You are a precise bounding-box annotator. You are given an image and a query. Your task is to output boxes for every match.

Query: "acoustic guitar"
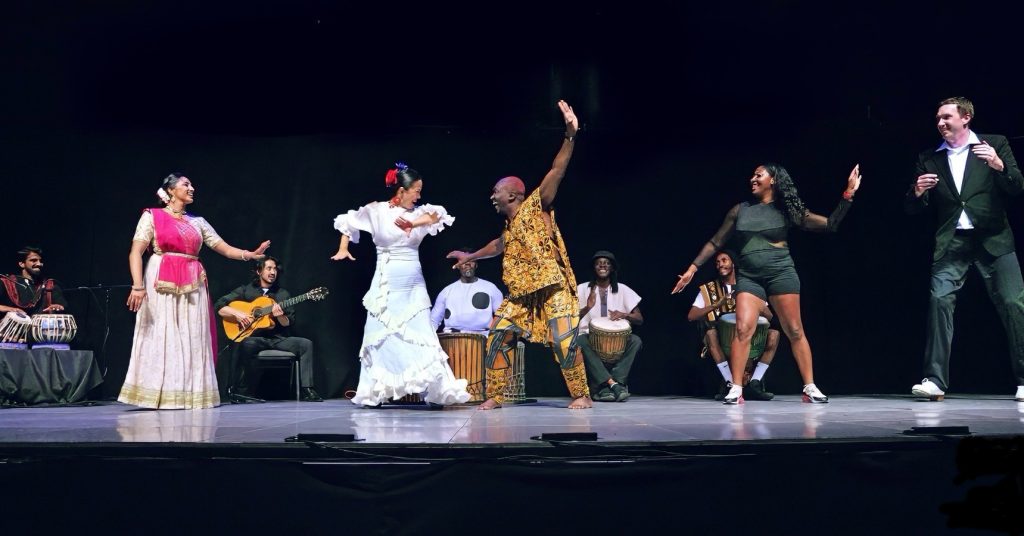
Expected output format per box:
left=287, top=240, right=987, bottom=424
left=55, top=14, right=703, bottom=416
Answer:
left=222, top=287, right=329, bottom=342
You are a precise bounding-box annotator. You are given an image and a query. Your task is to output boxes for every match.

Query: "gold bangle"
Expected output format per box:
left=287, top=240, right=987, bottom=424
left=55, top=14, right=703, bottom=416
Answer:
left=241, top=251, right=249, bottom=261
left=131, top=286, right=145, bottom=291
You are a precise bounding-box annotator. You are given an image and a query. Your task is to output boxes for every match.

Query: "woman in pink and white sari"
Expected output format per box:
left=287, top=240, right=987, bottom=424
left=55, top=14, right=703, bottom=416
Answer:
left=121, top=173, right=270, bottom=409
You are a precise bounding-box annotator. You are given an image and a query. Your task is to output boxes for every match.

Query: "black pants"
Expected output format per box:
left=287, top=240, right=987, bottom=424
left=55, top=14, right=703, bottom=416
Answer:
left=231, top=336, right=315, bottom=393
left=923, top=233, right=1024, bottom=390
left=578, top=333, right=642, bottom=390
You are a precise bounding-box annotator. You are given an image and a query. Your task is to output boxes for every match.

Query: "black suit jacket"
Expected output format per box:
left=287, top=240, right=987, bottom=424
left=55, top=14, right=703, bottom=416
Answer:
left=905, top=133, right=1024, bottom=261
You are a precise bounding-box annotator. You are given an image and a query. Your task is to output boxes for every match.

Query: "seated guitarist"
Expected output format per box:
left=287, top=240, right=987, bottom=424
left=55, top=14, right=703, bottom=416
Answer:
left=215, top=256, right=322, bottom=402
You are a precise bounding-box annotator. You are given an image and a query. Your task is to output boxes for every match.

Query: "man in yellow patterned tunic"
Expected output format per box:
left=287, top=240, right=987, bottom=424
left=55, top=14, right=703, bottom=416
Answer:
left=447, top=100, right=590, bottom=409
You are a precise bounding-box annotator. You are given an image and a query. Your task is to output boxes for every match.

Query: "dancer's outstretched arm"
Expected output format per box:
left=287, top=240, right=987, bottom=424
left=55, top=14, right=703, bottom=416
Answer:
left=538, top=100, right=580, bottom=210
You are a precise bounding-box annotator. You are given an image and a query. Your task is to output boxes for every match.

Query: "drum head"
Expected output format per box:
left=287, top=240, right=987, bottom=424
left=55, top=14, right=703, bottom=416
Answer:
left=590, top=316, right=630, bottom=332
left=719, top=312, right=769, bottom=326
left=3, top=311, right=31, bottom=324
left=438, top=332, right=487, bottom=343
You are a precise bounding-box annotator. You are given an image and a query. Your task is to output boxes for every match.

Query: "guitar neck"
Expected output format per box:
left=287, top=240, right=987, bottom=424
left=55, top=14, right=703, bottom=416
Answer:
left=277, top=293, right=312, bottom=309
left=254, top=292, right=312, bottom=317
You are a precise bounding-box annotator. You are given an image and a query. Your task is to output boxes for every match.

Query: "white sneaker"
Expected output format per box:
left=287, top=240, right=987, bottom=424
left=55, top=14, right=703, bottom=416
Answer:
left=723, top=383, right=744, bottom=405
left=802, top=383, right=829, bottom=404
left=911, top=379, right=945, bottom=401
left=1015, top=386, right=1024, bottom=402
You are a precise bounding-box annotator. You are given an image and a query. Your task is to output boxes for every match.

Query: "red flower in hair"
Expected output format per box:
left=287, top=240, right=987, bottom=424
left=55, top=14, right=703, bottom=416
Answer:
left=384, top=168, right=398, bottom=187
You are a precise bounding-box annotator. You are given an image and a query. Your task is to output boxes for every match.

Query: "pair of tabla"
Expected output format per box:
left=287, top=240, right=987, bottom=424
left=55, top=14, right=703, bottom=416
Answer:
left=0, top=312, right=77, bottom=347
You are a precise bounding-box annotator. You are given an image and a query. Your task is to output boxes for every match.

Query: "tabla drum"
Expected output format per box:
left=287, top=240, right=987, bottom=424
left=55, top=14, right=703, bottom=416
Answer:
left=439, top=332, right=487, bottom=402
left=717, top=313, right=768, bottom=361
left=31, top=313, right=77, bottom=349
left=0, top=311, right=31, bottom=348
left=588, top=317, right=631, bottom=364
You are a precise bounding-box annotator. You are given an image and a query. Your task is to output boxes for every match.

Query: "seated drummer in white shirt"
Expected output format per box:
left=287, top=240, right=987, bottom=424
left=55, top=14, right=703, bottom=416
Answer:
left=430, top=248, right=504, bottom=334
left=687, top=250, right=779, bottom=401
left=576, top=250, right=643, bottom=402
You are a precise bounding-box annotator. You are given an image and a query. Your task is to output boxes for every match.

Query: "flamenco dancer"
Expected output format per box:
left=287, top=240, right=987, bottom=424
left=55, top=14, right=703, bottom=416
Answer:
left=331, top=163, right=470, bottom=407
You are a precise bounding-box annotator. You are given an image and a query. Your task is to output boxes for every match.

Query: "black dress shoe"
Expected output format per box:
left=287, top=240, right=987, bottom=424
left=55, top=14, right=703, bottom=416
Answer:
left=300, top=387, right=324, bottom=402
left=229, top=393, right=266, bottom=404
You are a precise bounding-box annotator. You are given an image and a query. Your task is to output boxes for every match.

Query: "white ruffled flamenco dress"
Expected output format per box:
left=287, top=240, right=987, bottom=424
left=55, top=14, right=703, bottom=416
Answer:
left=334, top=202, right=470, bottom=406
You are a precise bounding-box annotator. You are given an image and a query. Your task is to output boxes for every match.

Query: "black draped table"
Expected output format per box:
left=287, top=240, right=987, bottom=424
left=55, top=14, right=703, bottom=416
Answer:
left=0, top=348, right=103, bottom=405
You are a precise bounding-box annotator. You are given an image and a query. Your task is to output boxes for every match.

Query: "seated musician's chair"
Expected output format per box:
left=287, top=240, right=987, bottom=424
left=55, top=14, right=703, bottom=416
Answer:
left=254, top=349, right=301, bottom=402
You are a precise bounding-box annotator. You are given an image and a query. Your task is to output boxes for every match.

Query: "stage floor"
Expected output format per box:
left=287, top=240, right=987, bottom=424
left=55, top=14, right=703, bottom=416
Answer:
left=4, top=395, right=1023, bottom=534
left=2, top=394, right=1022, bottom=446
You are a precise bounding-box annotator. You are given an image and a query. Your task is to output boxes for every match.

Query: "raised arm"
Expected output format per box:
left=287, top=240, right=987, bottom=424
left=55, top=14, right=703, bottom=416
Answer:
left=671, top=204, right=741, bottom=294
left=579, top=285, right=596, bottom=318
left=538, top=100, right=580, bottom=210
left=799, top=164, right=860, bottom=232
left=447, top=236, right=505, bottom=269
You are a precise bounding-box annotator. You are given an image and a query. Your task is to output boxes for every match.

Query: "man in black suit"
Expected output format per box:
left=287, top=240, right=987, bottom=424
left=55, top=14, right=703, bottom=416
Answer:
left=906, top=96, right=1024, bottom=402
left=215, top=256, right=322, bottom=402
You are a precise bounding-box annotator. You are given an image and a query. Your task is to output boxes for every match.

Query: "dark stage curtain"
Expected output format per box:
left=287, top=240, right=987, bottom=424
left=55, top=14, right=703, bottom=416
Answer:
left=0, top=349, right=103, bottom=405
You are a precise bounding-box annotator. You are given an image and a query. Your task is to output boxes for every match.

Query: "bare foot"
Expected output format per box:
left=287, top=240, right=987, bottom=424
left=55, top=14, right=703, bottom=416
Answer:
left=568, top=396, right=593, bottom=409
left=478, top=398, right=502, bottom=410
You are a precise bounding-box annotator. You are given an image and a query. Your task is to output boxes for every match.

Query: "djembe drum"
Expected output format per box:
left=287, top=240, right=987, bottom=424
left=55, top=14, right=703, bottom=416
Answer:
left=0, top=311, right=32, bottom=349
left=30, top=313, right=78, bottom=350
left=439, top=332, right=487, bottom=402
left=588, top=317, right=632, bottom=363
left=717, top=313, right=769, bottom=385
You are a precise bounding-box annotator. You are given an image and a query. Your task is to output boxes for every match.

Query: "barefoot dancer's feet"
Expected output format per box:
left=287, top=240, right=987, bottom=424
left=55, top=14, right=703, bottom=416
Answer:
left=568, top=396, right=593, bottom=409
left=478, top=398, right=502, bottom=410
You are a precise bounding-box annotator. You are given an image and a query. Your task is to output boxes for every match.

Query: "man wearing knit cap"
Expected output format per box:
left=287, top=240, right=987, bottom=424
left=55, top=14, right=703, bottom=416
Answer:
left=576, top=250, right=643, bottom=402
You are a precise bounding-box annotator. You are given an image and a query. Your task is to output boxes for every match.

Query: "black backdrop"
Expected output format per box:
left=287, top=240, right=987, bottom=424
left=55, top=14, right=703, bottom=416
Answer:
left=3, top=1, right=1022, bottom=399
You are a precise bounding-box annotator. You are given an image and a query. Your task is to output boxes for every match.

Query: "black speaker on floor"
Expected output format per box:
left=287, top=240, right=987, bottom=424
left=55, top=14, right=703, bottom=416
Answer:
left=531, top=432, right=598, bottom=442
left=285, top=433, right=359, bottom=442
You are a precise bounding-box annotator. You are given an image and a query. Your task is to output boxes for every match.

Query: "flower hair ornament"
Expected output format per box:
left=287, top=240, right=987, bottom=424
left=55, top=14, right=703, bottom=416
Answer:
left=156, top=187, right=171, bottom=203
left=384, top=162, right=409, bottom=187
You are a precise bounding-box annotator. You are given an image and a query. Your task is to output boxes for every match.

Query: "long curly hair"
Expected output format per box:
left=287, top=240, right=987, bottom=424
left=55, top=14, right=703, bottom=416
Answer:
left=760, top=163, right=807, bottom=226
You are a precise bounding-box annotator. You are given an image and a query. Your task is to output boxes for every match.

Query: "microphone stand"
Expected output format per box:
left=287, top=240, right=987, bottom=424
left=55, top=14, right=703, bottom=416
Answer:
left=64, top=284, right=133, bottom=379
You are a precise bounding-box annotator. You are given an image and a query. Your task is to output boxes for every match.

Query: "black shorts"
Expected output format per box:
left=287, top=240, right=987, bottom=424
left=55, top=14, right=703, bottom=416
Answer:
left=735, top=248, right=801, bottom=301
